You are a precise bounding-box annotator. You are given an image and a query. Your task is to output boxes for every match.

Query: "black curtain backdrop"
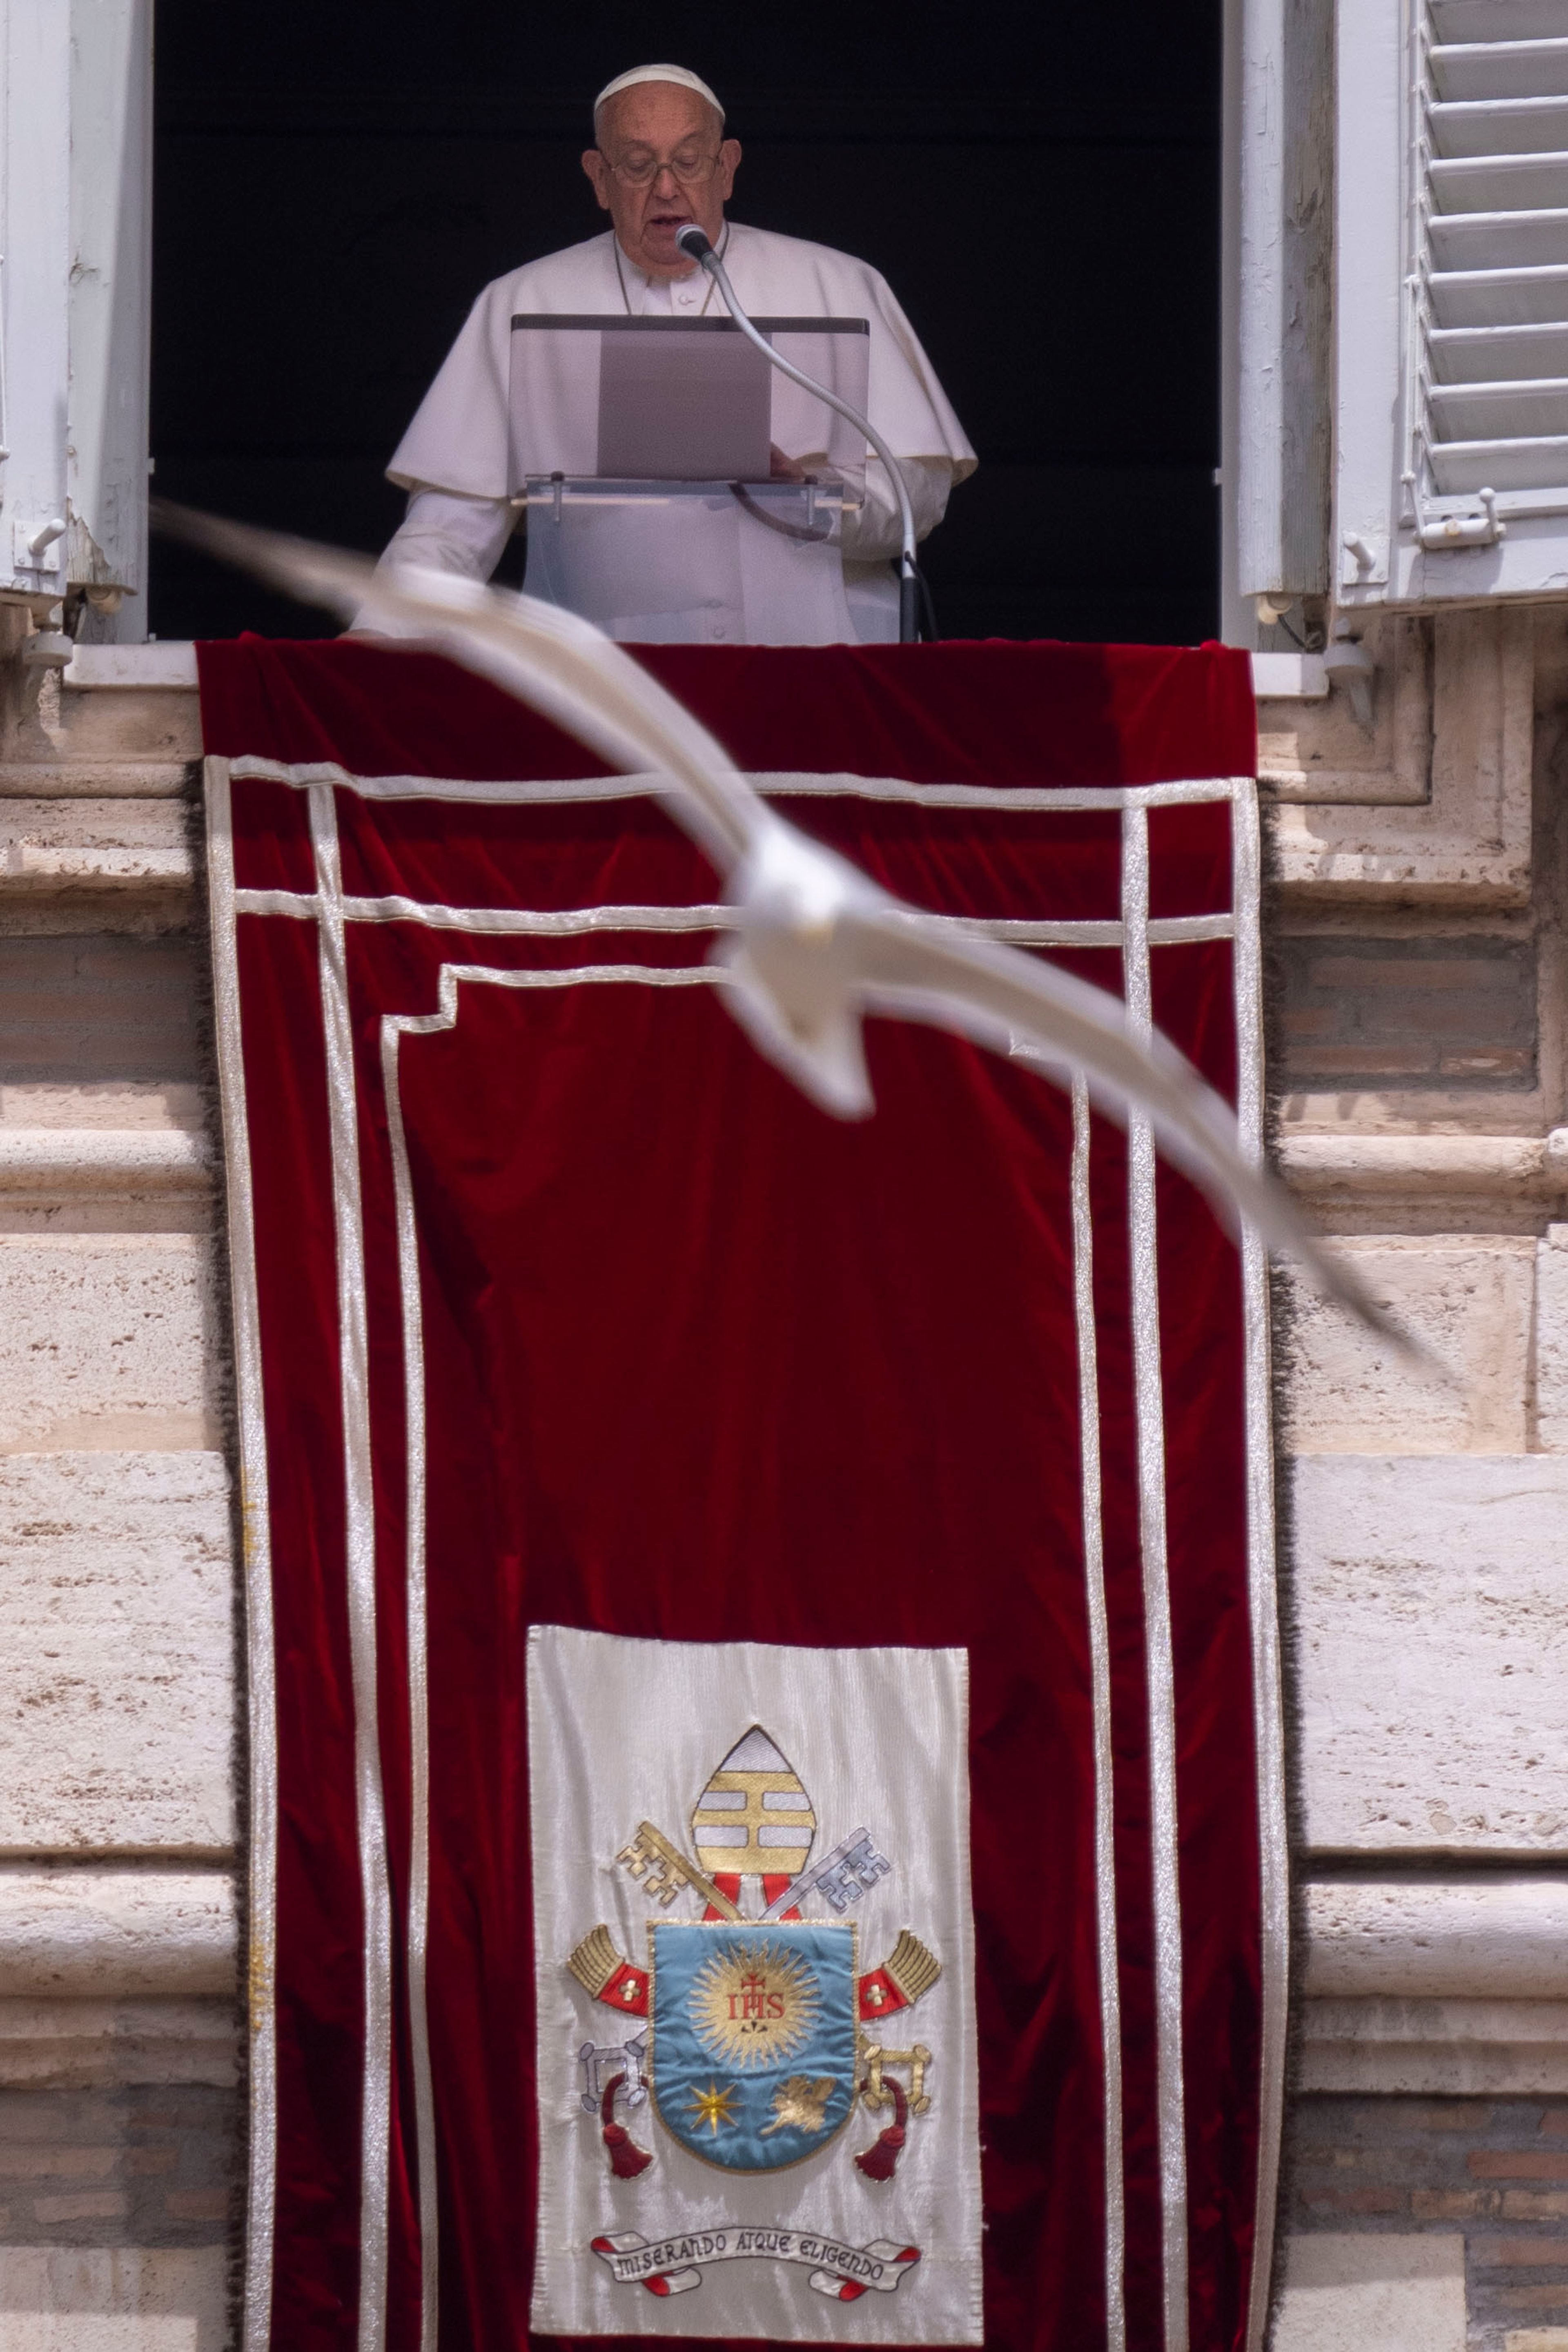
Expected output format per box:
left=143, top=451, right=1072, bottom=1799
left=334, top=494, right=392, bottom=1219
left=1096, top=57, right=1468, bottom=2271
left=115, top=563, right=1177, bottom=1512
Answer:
left=149, top=1, right=1221, bottom=647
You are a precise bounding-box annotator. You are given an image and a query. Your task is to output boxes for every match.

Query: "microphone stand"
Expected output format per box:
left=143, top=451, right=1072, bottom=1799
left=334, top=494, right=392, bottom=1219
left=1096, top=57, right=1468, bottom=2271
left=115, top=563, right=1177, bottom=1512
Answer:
left=676, top=224, right=922, bottom=645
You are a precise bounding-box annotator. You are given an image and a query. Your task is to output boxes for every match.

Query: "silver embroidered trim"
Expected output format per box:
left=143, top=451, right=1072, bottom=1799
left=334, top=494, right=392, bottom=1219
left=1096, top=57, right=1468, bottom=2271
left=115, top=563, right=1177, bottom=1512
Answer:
left=381, top=1016, right=439, bottom=2352
left=391, top=962, right=722, bottom=1026
left=1232, top=778, right=1287, bottom=2352
left=1072, top=1075, right=1125, bottom=2352
left=308, top=783, right=394, bottom=2352
left=1121, top=802, right=1188, bottom=2352
left=207, top=756, right=279, bottom=2352
left=231, top=887, right=1233, bottom=949
left=226, top=751, right=1251, bottom=814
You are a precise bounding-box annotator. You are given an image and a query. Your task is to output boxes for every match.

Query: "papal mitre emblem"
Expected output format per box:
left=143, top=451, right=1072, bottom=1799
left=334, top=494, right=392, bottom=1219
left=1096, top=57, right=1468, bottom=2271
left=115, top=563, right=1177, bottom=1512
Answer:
left=690, top=1725, right=817, bottom=1884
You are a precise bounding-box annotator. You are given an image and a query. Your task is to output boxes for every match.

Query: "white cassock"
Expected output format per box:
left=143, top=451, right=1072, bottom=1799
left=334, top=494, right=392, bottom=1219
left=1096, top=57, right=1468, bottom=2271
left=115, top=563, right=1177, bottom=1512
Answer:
left=381, top=219, right=976, bottom=643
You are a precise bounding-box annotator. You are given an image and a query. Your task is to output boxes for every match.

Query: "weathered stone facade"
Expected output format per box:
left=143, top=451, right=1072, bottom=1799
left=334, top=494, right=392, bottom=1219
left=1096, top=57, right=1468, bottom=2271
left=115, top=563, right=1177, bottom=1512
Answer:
left=1267, top=607, right=1568, bottom=2350
left=0, top=612, right=232, bottom=2347
left=0, top=604, right=1565, bottom=2344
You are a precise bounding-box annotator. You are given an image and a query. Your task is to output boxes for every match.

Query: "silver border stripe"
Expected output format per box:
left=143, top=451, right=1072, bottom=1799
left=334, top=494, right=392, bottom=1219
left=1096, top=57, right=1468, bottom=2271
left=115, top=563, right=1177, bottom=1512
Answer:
left=1072, top=1075, right=1126, bottom=2352
left=307, top=783, right=394, bottom=2352
left=207, top=756, right=279, bottom=2352
left=227, top=752, right=1251, bottom=813
left=1122, top=802, right=1189, bottom=2352
left=381, top=1015, right=439, bottom=2352
left=1233, top=780, right=1288, bottom=2352
left=231, top=888, right=1232, bottom=951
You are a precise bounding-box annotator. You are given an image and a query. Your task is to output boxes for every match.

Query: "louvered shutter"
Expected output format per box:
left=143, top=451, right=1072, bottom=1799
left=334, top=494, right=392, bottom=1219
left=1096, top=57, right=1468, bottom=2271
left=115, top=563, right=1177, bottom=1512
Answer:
left=1336, top=0, right=1568, bottom=608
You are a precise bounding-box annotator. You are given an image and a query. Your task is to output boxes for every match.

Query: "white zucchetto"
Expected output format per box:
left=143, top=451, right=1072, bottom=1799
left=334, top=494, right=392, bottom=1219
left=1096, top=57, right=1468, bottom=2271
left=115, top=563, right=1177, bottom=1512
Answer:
left=592, top=64, right=725, bottom=124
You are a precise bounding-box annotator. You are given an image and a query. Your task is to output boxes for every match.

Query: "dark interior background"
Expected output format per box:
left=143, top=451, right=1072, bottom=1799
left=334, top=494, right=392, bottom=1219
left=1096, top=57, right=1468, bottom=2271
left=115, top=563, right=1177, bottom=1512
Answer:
left=149, top=2, right=1221, bottom=646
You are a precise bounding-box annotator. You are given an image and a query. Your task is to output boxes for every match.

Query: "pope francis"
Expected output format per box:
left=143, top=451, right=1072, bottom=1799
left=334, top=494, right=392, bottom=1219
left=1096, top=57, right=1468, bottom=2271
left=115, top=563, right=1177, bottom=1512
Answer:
left=379, top=63, right=976, bottom=643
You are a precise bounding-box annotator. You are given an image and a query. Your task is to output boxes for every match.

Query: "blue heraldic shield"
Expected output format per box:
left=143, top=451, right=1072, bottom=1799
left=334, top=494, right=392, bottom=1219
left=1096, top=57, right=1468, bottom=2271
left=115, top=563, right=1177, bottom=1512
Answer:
left=649, top=1922, right=859, bottom=2174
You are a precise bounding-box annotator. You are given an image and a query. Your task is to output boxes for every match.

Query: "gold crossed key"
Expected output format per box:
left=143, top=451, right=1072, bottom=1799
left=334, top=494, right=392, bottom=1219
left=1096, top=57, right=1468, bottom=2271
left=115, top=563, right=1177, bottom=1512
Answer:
left=616, top=1821, right=742, bottom=1923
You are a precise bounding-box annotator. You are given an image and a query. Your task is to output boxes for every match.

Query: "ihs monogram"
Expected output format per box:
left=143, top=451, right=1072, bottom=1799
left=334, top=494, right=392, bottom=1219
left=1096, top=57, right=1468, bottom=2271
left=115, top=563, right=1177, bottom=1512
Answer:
left=691, top=1942, right=819, bottom=2065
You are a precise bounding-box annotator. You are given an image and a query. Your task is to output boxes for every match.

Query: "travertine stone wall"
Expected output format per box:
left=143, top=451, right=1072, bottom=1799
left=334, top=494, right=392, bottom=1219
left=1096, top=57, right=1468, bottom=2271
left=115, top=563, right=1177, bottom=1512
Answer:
left=0, top=615, right=232, bottom=2347
left=1270, top=607, right=1568, bottom=2349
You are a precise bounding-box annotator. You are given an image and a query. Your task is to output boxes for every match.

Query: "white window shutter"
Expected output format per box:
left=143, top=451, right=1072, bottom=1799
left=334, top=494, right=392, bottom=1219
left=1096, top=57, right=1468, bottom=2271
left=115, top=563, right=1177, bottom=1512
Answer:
left=1338, top=0, right=1568, bottom=608
left=0, top=0, right=151, bottom=614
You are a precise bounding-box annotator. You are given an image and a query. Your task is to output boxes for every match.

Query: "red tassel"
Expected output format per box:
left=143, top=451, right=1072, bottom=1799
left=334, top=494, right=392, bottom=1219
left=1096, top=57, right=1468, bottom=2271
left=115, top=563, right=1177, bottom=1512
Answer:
left=601, top=2072, right=652, bottom=2179
left=854, top=2077, right=908, bottom=2182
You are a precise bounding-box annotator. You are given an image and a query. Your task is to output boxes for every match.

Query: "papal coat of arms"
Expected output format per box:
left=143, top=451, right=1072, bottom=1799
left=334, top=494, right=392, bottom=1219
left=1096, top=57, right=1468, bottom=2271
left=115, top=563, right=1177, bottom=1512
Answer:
left=565, top=1724, right=941, bottom=2303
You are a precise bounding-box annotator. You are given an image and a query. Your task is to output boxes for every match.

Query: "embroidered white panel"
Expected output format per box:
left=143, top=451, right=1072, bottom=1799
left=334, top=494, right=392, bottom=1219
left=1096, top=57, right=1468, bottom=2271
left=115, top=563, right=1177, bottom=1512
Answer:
left=527, top=1625, right=982, bottom=2342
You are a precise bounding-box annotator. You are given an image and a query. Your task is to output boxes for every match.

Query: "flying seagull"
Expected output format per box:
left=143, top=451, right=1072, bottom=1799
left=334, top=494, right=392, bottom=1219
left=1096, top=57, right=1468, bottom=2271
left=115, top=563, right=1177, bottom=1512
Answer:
left=154, top=501, right=1403, bottom=1341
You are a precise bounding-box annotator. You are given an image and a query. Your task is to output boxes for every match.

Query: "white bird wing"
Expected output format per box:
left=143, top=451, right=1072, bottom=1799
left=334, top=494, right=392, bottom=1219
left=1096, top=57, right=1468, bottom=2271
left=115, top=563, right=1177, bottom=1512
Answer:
left=158, top=504, right=760, bottom=872
left=155, top=502, right=1416, bottom=1349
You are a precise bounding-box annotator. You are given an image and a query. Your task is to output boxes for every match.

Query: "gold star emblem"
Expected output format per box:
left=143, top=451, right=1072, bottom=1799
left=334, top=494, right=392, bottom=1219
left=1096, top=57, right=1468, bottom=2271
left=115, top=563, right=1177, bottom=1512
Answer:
left=686, top=2080, right=738, bottom=2136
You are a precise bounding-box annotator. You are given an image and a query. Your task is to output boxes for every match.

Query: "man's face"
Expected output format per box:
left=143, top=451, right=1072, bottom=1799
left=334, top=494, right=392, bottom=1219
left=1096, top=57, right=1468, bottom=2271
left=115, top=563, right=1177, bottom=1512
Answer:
left=582, top=84, right=740, bottom=280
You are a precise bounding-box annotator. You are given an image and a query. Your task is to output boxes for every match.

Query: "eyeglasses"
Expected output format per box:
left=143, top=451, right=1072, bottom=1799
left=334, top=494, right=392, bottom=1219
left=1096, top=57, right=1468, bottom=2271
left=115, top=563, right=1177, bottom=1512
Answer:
left=600, top=148, right=723, bottom=188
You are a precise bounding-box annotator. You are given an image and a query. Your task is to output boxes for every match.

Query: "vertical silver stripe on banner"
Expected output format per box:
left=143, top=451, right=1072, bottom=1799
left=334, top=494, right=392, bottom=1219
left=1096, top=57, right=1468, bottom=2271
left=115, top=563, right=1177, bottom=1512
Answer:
left=307, top=783, right=393, bottom=2352
left=206, top=758, right=279, bottom=2352
left=1071, top=1076, right=1127, bottom=2352
left=1231, top=778, right=1289, bottom=2352
left=1121, top=803, right=1189, bottom=2352
left=382, top=1018, right=441, bottom=2352
left=378, top=962, right=730, bottom=2345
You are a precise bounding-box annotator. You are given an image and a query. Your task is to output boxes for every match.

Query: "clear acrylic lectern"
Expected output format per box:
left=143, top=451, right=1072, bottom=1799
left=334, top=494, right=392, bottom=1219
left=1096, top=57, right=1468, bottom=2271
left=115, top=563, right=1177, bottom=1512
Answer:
left=508, top=316, right=871, bottom=646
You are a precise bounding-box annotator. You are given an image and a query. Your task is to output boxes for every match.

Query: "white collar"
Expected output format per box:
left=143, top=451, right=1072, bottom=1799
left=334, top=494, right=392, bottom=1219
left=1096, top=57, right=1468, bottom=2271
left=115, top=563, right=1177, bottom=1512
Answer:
left=613, top=220, right=731, bottom=315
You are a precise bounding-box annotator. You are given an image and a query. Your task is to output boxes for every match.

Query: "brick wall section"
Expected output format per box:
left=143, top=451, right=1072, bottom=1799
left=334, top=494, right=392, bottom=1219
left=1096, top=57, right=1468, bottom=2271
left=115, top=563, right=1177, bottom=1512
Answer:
left=1278, top=936, right=1537, bottom=1088
left=0, top=935, right=201, bottom=1085
left=1287, top=2095, right=1568, bottom=2348
left=0, top=2086, right=236, bottom=2246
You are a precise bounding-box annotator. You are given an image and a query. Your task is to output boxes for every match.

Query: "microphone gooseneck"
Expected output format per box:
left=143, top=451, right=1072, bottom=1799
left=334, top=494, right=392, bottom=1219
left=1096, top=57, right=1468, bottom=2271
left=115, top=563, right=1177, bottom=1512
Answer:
left=675, top=226, right=922, bottom=643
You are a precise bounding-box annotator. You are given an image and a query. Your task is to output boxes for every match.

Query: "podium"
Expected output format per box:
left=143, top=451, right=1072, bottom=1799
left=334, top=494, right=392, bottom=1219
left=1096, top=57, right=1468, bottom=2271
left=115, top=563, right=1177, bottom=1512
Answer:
left=508, top=316, right=870, bottom=646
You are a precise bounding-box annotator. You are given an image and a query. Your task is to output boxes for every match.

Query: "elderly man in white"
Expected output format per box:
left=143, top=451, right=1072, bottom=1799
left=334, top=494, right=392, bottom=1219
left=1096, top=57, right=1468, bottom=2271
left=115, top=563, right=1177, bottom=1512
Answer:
left=379, top=63, right=975, bottom=644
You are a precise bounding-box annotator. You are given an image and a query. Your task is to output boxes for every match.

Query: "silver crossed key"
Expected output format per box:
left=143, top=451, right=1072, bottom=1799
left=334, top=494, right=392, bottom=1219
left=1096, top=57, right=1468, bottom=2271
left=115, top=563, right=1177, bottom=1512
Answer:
left=760, top=1828, right=891, bottom=1921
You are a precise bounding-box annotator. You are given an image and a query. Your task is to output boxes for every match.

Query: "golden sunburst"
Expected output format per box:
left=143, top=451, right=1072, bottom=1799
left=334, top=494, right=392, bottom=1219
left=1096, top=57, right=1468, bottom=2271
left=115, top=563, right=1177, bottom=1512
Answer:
left=686, top=2080, right=738, bottom=2135
left=689, top=1939, right=822, bottom=2072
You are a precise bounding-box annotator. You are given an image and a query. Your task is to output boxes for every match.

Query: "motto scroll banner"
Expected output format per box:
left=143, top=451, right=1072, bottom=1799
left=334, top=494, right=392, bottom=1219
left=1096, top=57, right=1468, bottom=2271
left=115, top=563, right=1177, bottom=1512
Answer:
left=198, top=637, right=1282, bottom=2352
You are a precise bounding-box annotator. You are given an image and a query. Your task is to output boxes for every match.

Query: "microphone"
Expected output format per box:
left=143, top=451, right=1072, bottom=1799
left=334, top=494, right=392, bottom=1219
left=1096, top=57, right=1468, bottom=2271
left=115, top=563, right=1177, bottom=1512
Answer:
left=671, top=224, right=924, bottom=642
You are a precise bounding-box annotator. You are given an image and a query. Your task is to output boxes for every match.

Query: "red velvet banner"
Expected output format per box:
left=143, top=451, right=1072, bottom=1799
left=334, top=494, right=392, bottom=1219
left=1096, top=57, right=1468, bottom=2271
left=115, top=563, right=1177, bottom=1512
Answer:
left=198, top=638, right=1280, bottom=2352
